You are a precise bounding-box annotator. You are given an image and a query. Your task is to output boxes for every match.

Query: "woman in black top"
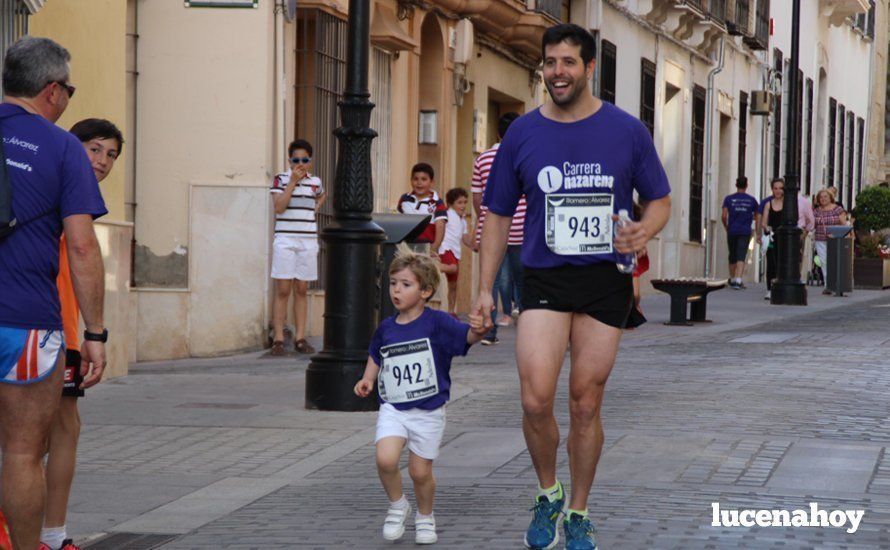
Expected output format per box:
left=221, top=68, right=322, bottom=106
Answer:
left=760, top=179, right=784, bottom=299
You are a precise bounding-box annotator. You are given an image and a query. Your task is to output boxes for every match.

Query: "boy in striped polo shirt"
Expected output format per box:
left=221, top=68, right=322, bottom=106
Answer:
left=269, top=139, right=326, bottom=355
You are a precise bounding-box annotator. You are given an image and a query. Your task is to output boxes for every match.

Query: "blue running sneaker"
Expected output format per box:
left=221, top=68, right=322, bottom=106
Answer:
left=524, top=491, right=564, bottom=549
left=563, top=512, right=597, bottom=550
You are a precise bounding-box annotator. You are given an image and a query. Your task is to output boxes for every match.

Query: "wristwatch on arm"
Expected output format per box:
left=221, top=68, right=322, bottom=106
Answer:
left=83, top=328, right=108, bottom=343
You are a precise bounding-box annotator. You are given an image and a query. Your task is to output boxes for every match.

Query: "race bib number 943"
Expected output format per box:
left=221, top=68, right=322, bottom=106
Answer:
left=378, top=338, right=439, bottom=404
left=545, top=194, right=613, bottom=255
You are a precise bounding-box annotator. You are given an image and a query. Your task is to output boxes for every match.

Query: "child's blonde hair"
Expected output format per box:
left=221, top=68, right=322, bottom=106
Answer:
left=389, top=243, right=441, bottom=298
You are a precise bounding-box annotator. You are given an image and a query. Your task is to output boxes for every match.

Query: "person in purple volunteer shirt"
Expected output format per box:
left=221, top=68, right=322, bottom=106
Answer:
left=471, top=24, right=671, bottom=550
left=721, top=177, right=759, bottom=289
left=0, top=37, right=107, bottom=549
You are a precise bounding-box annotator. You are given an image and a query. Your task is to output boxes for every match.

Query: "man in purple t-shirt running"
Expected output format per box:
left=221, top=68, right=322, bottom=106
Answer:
left=0, top=37, right=107, bottom=549
left=471, top=24, right=671, bottom=549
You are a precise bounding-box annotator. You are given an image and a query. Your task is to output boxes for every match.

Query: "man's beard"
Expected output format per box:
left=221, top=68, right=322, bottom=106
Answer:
left=545, top=78, right=585, bottom=107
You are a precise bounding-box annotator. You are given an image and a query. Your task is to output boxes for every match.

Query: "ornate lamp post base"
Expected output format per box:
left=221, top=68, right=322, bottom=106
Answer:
left=306, top=219, right=384, bottom=411
left=770, top=282, right=807, bottom=305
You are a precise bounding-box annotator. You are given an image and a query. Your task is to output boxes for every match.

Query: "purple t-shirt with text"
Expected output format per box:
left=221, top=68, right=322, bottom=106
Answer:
left=0, top=104, right=107, bottom=330
left=369, top=308, right=470, bottom=411
left=483, top=103, right=670, bottom=268
left=723, top=192, right=759, bottom=236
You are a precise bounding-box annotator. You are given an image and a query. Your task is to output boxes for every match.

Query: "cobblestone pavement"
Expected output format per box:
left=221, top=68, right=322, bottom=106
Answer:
left=66, top=286, right=890, bottom=549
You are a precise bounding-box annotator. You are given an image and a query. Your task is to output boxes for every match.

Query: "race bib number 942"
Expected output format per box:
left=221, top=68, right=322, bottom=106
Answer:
left=378, top=338, right=439, bottom=404
left=545, top=193, right=613, bottom=255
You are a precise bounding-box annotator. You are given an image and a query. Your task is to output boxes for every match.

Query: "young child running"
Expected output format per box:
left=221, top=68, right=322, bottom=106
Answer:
left=437, top=188, right=475, bottom=318
left=355, top=246, right=486, bottom=544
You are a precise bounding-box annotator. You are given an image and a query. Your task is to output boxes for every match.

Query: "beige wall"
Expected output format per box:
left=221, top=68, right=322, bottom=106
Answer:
left=131, top=2, right=278, bottom=359
left=94, top=221, right=133, bottom=378
left=29, top=0, right=128, bottom=223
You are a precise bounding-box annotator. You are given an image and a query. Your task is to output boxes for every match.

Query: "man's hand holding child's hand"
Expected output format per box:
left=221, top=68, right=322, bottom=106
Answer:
left=468, top=313, right=487, bottom=335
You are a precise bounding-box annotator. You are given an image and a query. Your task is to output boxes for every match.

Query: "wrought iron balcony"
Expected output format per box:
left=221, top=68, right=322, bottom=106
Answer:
left=820, top=0, right=870, bottom=26
left=727, top=0, right=750, bottom=35
left=708, top=0, right=727, bottom=24
left=534, top=0, right=564, bottom=22
left=743, top=0, right=769, bottom=50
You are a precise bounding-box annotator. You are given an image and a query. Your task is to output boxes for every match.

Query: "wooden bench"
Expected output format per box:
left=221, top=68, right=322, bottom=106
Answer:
left=650, top=278, right=728, bottom=326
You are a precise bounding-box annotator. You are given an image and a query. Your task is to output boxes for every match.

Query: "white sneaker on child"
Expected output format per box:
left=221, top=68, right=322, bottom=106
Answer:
left=382, top=501, right=411, bottom=540
left=415, top=514, right=438, bottom=544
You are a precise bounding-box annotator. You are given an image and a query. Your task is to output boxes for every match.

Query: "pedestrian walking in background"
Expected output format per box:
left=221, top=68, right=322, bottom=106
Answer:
left=354, top=246, right=485, bottom=544
left=473, top=24, right=671, bottom=550
left=761, top=178, right=785, bottom=300
left=269, top=139, right=326, bottom=355
left=471, top=112, right=522, bottom=344
left=40, top=119, right=123, bottom=550
left=0, top=37, right=108, bottom=550
left=397, top=163, right=447, bottom=254
left=437, top=187, right=474, bottom=318
left=813, top=188, right=847, bottom=294
left=721, top=177, right=759, bottom=289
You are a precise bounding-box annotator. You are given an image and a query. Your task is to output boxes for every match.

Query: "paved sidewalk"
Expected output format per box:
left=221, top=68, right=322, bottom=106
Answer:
left=65, top=284, right=890, bottom=549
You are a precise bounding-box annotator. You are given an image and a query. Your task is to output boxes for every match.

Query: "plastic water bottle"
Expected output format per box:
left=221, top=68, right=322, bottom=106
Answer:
left=614, top=209, right=637, bottom=274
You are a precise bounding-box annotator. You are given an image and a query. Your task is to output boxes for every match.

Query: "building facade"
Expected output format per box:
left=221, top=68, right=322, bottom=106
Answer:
left=590, top=0, right=880, bottom=285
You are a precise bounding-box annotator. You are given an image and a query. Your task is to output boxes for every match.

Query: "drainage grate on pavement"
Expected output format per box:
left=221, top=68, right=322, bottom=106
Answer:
left=84, top=533, right=178, bottom=549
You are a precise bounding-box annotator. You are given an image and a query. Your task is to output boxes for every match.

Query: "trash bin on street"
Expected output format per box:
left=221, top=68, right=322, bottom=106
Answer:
left=373, top=213, right=431, bottom=320
left=826, top=225, right=853, bottom=296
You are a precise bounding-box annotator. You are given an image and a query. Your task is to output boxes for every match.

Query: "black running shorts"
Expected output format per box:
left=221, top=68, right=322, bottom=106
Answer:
left=62, top=349, right=85, bottom=398
left=727, top=234, right=751, bottom=264
left=521, top=263, right=637, bottom=329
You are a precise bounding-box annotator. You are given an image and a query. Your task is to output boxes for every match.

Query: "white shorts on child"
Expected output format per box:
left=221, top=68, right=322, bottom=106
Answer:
left=375, top=403, right=446, bottom=460
left=271, top=235, right=319, bottom=281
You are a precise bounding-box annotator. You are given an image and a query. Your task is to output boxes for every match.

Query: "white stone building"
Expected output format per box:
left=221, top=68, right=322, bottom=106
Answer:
left=567, top=0, right=882, bottom=282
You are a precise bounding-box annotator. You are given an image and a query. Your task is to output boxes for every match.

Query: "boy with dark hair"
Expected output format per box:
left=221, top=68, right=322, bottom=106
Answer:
left=39, top=118, right=122, bottom=550
left=437, top=187, right=473, bottom=317
left=396, top=163, right=447, bottom=253
left=269, top=139, right=326, bottom=355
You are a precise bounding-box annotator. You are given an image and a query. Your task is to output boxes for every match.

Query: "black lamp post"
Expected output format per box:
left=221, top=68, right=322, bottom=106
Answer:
left=771, top=0, right=807, bottom=305
left=305, top=0, right=386, bottom=410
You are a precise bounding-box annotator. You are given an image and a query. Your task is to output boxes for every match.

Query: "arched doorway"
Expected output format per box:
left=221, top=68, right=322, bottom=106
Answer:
left=418, top=14, right=445, bottom=177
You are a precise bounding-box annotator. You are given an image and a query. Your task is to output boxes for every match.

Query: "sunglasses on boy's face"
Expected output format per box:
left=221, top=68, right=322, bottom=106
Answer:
left=290, top=157, right=311, bottom=164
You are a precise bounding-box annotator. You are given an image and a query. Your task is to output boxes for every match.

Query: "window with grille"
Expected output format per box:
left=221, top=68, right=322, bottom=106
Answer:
left=690, top=85, right=706, bottom=243
left=804, top=78, right=813, bottom=194
left=772, top=49, right=782, bottom=179
left=838, top=104, right=846, bottom=199
left=0, top=0, right=29, bottom=97
left=828, top=98, right=837, bottom=189
left=600, top=40, right=617, bottom=104
left=846, top=111, right=854, bottom=206
left=370, top=47, right=392, bottom=213
left=738, top=91, right=748, bottom=179
left=639, top=58, right=656, bottom=137
left=295, top=9, right=347, bottom=290
left=854, top=1, right=876, bottom=39
left=733, top=0, right=750, bottom=34
left=795, top=69, right=803, bottom=180
left=856, top=117, right=865, bottom=201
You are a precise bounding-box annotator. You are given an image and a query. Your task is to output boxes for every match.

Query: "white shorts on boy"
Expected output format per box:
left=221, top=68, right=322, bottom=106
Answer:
left=375, top=403, right=446, bottom=460
left=271, top=235, right=319, bottom=281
